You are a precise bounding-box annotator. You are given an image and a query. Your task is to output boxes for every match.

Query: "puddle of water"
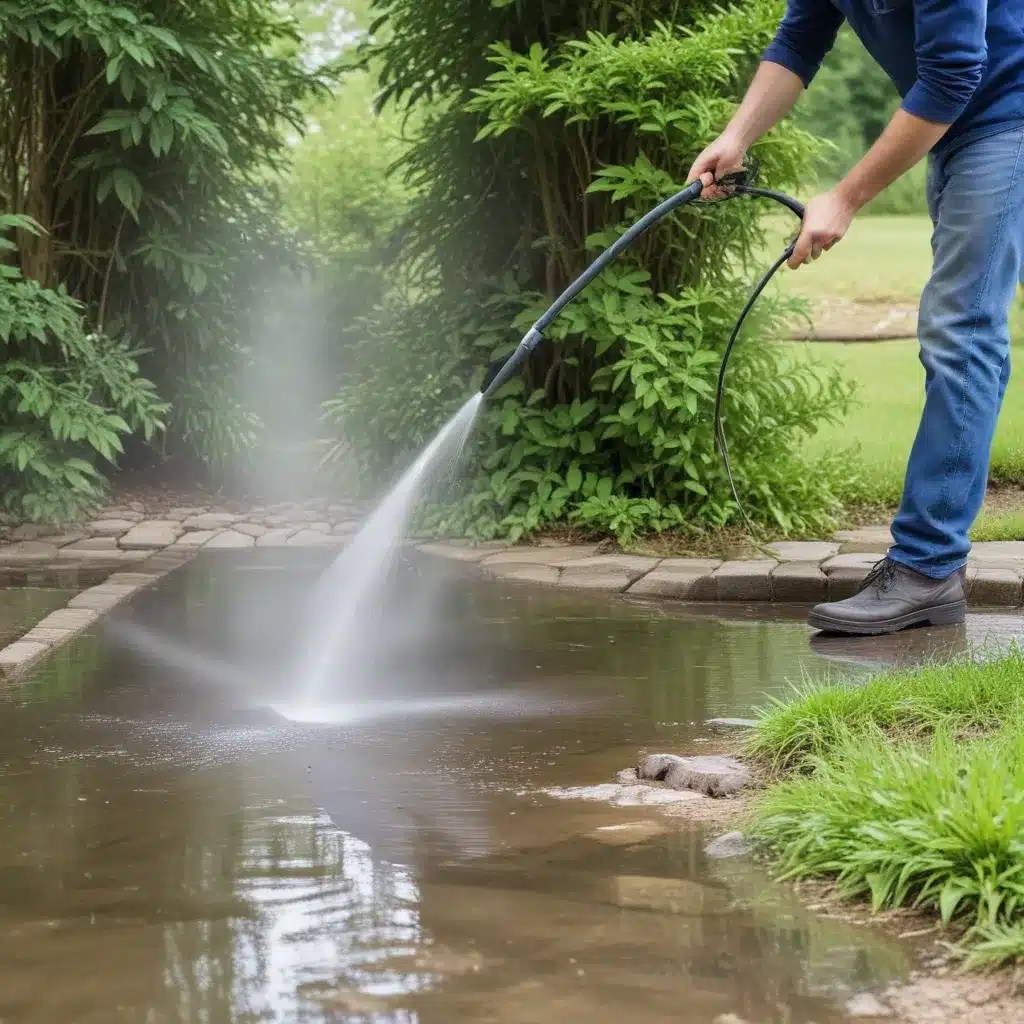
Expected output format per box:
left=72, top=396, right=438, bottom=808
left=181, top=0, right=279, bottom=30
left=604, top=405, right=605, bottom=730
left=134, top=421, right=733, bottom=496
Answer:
left=0, top=551, right=1017, bottom=1023
left=0, top=586, right=75, bottom=648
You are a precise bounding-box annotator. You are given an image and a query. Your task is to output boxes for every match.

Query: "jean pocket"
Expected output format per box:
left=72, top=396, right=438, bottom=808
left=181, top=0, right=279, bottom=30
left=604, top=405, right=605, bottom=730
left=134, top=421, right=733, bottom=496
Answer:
left=870, top=0, right=909, bottom=12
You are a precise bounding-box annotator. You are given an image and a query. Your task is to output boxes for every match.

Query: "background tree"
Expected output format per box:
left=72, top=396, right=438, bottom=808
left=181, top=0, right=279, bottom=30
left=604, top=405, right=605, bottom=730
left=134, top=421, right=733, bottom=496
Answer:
left=0, top=0, right=326, bottom=518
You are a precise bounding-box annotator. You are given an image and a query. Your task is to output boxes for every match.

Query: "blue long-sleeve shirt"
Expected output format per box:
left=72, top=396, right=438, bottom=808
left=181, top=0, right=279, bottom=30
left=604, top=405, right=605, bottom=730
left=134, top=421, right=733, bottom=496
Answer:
left=762, top=0, right=1024, bottom=155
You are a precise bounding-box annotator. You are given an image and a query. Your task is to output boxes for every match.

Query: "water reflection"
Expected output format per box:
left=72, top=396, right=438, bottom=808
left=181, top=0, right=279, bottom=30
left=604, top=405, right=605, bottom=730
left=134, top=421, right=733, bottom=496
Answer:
left=1, top=553, right=1016, bottom=1022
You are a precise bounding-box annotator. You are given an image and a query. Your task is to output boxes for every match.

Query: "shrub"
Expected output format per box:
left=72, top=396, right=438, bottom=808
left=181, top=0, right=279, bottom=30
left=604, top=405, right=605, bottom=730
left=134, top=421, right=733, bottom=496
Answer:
left=325, top=1, right=856, bottom=541
left=0, top=215, right=166, bottom=521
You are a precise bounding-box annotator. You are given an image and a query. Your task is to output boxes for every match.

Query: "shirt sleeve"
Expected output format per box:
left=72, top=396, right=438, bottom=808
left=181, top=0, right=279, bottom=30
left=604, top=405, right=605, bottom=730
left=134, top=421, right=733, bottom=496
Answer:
left=901, top=0, right=987, bottom=124
left=761, top=0, right=845, bottom=88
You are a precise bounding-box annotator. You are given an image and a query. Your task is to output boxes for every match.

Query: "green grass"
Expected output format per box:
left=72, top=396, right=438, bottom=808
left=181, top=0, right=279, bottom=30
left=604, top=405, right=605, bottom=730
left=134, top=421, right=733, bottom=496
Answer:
left=972, top=510, right=1024, bottom=542
left=761, top=216, right=1024, bottom=508
left=781, top=341, right=1024, bottom=505
left=747, top=650, right=1024, bottom=969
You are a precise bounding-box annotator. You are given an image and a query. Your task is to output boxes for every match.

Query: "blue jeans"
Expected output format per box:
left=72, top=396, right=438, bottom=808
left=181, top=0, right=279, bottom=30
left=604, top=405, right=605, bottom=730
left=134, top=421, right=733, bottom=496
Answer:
left=889, top=128, right=1024, bottom=578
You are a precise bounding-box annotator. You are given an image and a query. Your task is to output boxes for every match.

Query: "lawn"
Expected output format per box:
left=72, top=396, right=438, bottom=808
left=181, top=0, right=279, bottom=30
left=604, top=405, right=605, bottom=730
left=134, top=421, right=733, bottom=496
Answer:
left=746, top=649, right=1024, bottom=970
left=764, top=214, right=1024, bottom=529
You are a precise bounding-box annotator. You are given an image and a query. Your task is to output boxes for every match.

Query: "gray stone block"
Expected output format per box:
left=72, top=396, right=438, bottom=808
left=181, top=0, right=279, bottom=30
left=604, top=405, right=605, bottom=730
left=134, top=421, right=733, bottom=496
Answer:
left=560, top=555, right=659, bottom=591
left=486, top=562, right=560, bottom=585
left=0, top=640, right=48, bottom=680
left=627, top=558, right=721, bottom=599
left=827, top=567, right=870, bottom=601
left=120, top=522, right=182, bottom=549
left=771, top=561, right=827, bottom=602
left=713, top=560, right=777, bottom=602
left=204, top=530, right=256, bottom=549
left=968, top=567, right=1022, bottom=606
left=482, top=545, right=598, bottom=567
left=768, top=541, right=838, bottom=562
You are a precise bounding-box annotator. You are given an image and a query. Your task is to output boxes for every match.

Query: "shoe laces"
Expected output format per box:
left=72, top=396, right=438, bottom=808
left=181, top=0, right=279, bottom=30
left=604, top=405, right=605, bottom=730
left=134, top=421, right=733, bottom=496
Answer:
left=860, top=557, right=899, bottom=594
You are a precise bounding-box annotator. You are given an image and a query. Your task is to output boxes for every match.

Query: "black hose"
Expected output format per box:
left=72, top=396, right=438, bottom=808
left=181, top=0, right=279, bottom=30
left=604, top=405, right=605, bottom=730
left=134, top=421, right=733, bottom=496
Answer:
left=713, top=241, right=796, bottom=536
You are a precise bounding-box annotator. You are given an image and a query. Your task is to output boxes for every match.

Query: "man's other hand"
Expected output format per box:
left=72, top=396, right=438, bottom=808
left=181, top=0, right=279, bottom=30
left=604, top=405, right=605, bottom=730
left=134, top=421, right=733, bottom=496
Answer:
left=788, top=189, right=856, bottom=269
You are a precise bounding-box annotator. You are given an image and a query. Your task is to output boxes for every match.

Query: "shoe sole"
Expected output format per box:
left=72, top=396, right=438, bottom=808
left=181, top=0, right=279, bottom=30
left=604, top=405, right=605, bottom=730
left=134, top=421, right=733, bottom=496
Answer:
left=807, top=599, right=967, bottom=637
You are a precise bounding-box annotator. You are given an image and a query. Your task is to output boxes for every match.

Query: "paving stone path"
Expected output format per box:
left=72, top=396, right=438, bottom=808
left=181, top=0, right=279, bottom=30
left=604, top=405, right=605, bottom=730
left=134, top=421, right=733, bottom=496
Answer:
left=417, top=527, right=1024, bottom=609
left=0, top=502, right=1021, bottom=683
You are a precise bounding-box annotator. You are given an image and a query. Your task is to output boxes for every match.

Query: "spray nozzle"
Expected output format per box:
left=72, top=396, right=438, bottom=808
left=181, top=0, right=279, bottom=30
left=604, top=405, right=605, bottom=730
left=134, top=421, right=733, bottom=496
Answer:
left=714, top=158, right=760, bottom=194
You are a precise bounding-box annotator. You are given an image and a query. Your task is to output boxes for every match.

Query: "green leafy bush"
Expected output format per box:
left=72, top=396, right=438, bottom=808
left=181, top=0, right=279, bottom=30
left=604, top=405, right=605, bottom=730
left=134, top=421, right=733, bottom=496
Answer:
left=0, top=216, right=166, bottom=521
left=0, top=0, right=326, bottom=474
left=327, top=1, right=854, bottom=542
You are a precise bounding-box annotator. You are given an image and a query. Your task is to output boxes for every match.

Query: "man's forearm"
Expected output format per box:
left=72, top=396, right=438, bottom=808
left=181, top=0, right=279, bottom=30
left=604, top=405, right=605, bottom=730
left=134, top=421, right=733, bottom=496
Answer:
left=836, top=109, right=950, bottom=211
left=722, top=61, right=806, bottom=148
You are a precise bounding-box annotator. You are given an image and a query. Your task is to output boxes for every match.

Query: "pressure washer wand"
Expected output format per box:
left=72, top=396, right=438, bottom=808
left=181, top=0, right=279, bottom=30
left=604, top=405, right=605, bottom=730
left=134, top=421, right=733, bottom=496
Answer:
left=481, top=178, right=705, bottom=399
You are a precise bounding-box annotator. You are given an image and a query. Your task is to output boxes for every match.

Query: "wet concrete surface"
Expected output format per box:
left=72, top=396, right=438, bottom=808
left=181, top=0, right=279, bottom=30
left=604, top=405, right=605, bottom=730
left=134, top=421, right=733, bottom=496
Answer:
left=0, top=550, right=1019, bottom=1023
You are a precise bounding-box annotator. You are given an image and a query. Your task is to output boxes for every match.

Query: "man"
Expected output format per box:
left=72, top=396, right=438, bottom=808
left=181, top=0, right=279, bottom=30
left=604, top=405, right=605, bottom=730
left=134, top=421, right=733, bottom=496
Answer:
left=689, top=0, right=1024, bottom=636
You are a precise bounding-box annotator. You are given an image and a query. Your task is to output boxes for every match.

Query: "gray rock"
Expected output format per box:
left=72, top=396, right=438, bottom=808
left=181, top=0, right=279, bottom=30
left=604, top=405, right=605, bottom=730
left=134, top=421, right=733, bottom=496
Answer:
left=845, top=992, right=893, bottom=1018
left=182, top=512, right=238, bottom=530
left=631, top=753, right=752, bottom=798
left=704, top=831, right=750, bottom=858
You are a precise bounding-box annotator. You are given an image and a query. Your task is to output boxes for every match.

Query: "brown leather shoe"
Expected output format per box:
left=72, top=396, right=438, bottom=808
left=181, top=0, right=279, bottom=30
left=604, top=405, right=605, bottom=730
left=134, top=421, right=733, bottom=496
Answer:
left=808, top=558, right=967, bottom=636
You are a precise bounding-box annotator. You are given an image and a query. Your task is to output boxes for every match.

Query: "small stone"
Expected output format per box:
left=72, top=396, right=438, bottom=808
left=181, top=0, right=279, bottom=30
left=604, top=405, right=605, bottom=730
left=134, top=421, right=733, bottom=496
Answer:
left=631, top=753, right=752, bottom=798
left=204, top=530, right=255, bottom=549
left=713, top=1015, right=753, bottom=1024
left=590, top=820, right=668, bottom=846
left=0, top=640, right=48, bottom=679
left=233, top=522, right=266, bottom=538
left=119, top=522, right=182, bottom=550
left=706, top=718, right=758, bottom=730
left=704, top=831, right=750, bottom=859
left=845, top=993, right=893, bottom=1018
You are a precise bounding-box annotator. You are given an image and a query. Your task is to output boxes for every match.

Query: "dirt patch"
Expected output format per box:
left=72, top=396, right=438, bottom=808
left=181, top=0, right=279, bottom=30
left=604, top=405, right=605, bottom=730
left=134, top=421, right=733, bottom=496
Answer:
left=782, top=298, right=919, bottom=341
left=887, top=974, right=1024, bottom=1024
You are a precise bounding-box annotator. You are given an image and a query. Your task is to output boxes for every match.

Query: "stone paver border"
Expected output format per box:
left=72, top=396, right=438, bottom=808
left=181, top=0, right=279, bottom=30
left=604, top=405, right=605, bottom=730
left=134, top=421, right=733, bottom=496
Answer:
left=0, top=511, right=1021, bottom=683
left=416, top=529, right=1024, bottom=613
left=0, top=499, right=365, bottom=682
